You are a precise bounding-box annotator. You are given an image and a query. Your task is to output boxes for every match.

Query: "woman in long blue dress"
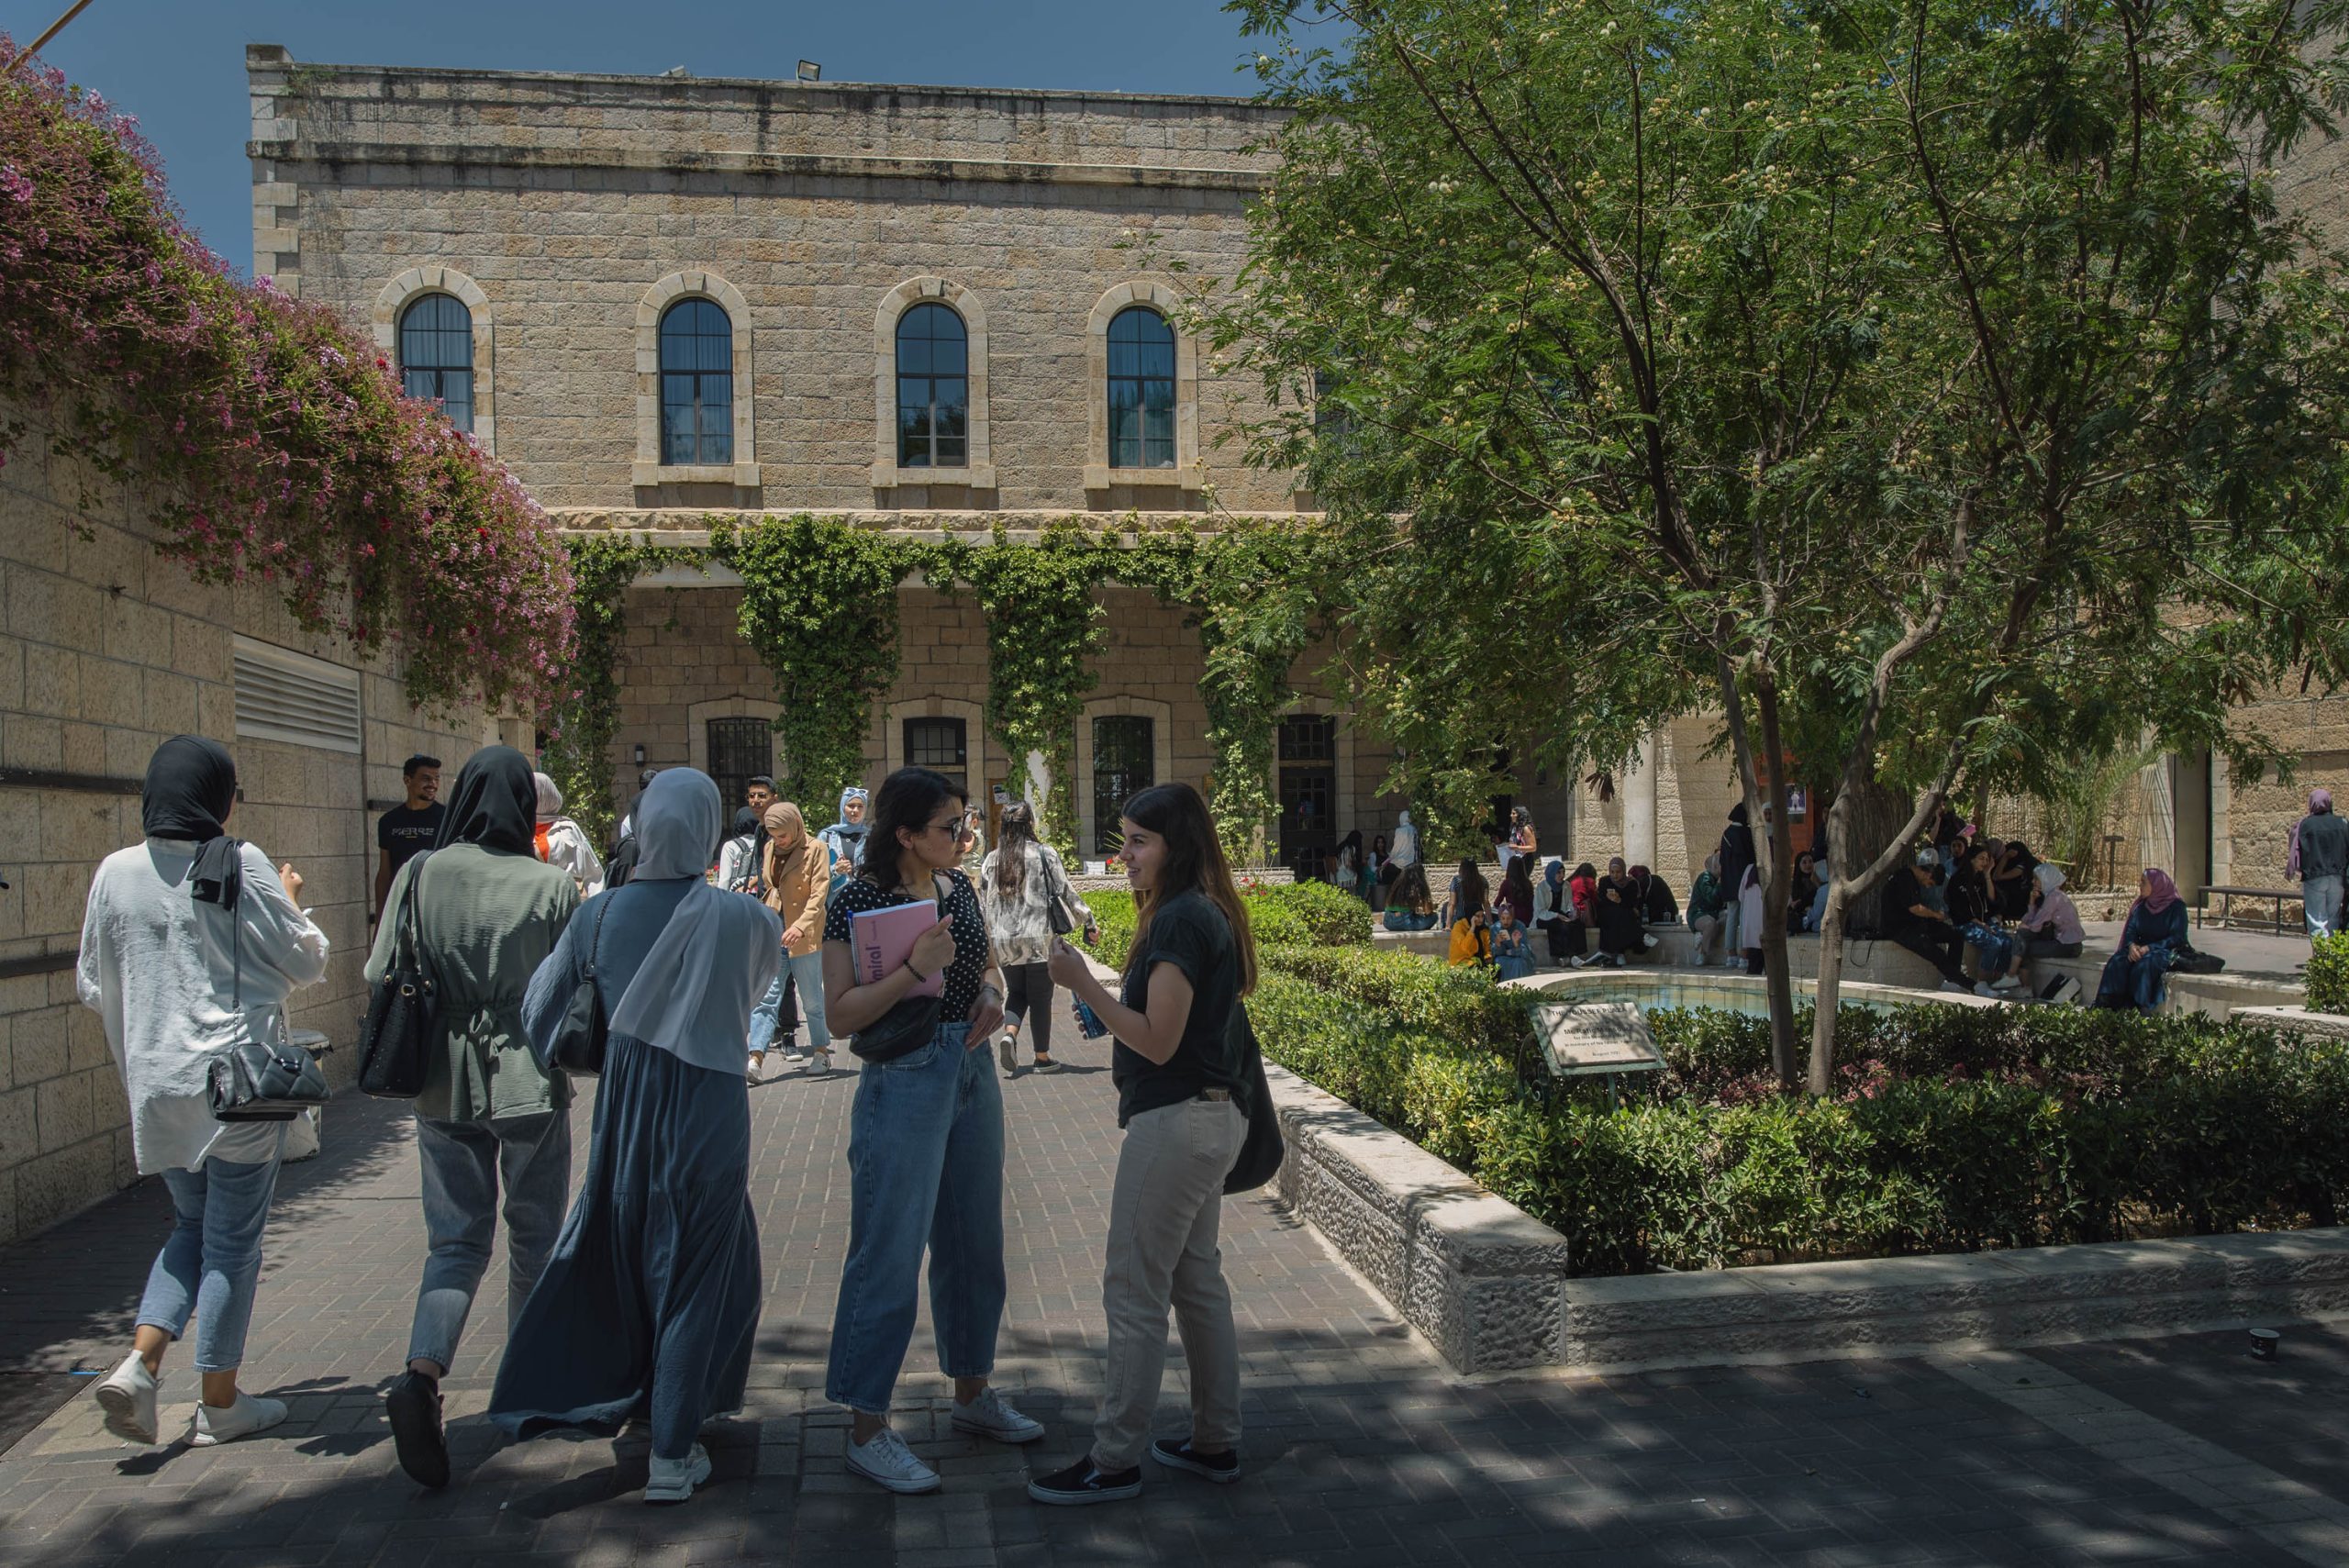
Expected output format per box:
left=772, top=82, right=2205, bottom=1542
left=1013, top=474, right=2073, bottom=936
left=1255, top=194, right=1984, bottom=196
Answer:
left=2094, top=868, right=2189, bottom=1013
left=492, top=769, right=782, bottom=1506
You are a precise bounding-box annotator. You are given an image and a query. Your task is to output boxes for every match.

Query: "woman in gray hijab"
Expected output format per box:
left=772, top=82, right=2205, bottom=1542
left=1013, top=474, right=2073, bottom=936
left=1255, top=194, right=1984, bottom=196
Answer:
left=493, top=769, right=782, bottom=1506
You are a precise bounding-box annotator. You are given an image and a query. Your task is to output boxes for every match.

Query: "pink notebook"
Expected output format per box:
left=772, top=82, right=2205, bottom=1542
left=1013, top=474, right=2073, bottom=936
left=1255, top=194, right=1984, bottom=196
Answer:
left=849, top=899, right=945, bottom=997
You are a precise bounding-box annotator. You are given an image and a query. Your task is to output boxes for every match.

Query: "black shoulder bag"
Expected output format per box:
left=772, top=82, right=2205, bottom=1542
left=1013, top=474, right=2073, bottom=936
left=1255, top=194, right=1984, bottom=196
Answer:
left=209, top=866, right=332, bottom=1122
left=539, top=890, right=617, bottom=1076
left=358, top=851, right=437, bottom=1098
left=1222, top=1004, right=1285, bottom=1195
left=1041, top=847, right=1083, bottom=937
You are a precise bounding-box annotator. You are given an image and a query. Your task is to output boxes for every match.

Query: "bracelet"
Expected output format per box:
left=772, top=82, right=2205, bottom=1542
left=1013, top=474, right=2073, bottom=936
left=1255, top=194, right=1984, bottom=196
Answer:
left=907, top=962, right=933, bottom=984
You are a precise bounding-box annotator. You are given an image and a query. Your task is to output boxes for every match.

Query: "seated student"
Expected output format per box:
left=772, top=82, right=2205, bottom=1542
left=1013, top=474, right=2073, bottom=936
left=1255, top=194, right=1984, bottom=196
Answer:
left=1382, top=863, right=1440, bottom=931
left=2019, top=862, right=2084, bottom=973
left=1992, top=840, right=2040, bottom=920
left=1444, top=861, right=1493, bottom=968
left=1496, top=859, right=1535, bottom=928
left=1532, top=859, right=1580, bottom=963
left=1687, top=854, right=1727, bottom=964
left=1784, top=851, right=1821, bottom=935
left=1949, top=842, right=2022, bottom=991
left=1578, top=858, right=1648, bottom=969
left=1489, top=902, right=1535, bottom=982
left=2095, top=869, right=2188, bottom=1013
left=1631, top=864, right=1678, bottom=925
left=1880, top=850, right=1995, bottom=995
left=1801, top=860, right=1831, bottom=933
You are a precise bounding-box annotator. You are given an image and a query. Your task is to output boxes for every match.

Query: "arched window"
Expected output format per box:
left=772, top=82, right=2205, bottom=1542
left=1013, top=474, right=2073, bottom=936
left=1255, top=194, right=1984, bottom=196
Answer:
left=398, top=294, right=473, bottom=432
left=895, top=302, right=968, bottom=468
left=659, top=298, right=734, bottom=466
left=1106, top=306, right=1176, bottom=469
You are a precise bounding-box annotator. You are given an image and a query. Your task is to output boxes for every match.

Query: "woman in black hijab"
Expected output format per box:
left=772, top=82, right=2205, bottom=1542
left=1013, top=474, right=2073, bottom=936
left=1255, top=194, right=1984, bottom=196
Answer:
left=81, top=736, right=329, bottom=1447
left=366, top=745, right=583, bottom=1489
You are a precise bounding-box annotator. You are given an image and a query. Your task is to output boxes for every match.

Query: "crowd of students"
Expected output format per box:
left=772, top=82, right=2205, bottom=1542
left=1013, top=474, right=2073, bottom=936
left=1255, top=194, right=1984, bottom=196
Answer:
left=77, top=736, right=1267, bottom=1509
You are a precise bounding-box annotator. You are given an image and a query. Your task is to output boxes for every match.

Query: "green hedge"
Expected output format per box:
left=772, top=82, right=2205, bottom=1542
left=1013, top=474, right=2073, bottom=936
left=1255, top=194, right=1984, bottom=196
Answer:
left=2310, top=932, right=2349, bottom=1014
left=1085, top=880, right=1371, bottom=973
left=1249, top=948, right=2349, bottom=1275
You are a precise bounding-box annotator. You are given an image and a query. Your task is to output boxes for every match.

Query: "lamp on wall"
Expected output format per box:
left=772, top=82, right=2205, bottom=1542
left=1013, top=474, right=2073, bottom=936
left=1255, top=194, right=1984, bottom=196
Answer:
left=633, top=744, right=647, bottom=766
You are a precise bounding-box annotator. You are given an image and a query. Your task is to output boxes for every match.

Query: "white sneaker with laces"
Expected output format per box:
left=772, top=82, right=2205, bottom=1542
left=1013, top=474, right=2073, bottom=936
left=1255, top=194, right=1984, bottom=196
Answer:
left=1992, top=973, right=2025, bottom=990
left=190, top=1392, right=288, bottom=1446
left=951, top=1386, right=1045, bottom=1444
left=1973, top=982, right=2001, bottom=998
left=846, top=1426, right=941, bottom=1494
left=808, top=1050, right=832, bottom=1075
left=644, top=1442, right=713, bottom=1504
left=93, top=1351, right=158, bottom=1445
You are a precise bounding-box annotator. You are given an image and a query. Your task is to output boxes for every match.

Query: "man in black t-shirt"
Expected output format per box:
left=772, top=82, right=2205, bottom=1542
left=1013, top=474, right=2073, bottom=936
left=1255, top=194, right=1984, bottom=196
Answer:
left=1880, top=850, right=1972, bottom=989
left=373, top=754, right=444, bottom=926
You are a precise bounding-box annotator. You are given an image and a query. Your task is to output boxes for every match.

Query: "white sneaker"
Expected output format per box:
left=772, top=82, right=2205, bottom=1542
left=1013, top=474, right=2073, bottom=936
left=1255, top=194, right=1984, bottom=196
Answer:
left=1992, top=974, right=2025, bottom=991
left=808, top=1050, right=832, bottom=1075
left=846, top=1426, right=941, bottom=1494
left=1973, top=982, right=2001, bottom=998
left=93, top=1352, right=158, bottom=1445
left=190, top=1392, right=288, bottom=1446
left=644, top=1442, right=713, bottom=1504
left=746, top=1053, right=764, bottom=1084
left=951, top=1386, right=1045, bottom=1444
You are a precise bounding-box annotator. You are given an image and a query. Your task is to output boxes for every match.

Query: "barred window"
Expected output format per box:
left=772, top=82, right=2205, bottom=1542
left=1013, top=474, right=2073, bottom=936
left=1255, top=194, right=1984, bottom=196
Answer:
left=660, top=298, right=734, bottom=465
left=399, top=294, right=473, bottom=433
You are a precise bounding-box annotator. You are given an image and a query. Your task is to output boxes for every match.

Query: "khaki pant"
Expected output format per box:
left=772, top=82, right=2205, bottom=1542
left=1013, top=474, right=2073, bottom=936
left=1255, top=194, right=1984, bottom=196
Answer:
left=1092, top=1095, right=1246, bottom=1471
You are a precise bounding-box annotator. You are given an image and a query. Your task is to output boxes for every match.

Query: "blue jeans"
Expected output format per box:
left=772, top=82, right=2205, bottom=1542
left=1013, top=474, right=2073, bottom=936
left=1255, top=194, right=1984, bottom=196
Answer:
left=825, top=1021, right=1005, bottom=1414
left=2307, top=874, right=2344, bottom=940
left=749, top=950, right=829, bottom=1054
left=137, top=1136, right=286, bottom=1373
left=1959, top=921, right=2015, bottom=979
left=408, top=1111, right=573, bottom=1372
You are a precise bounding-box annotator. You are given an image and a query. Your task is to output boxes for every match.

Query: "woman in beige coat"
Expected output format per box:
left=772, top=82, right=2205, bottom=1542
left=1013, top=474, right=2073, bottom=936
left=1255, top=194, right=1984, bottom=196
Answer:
left=747, top=801, right=833, bottom=1078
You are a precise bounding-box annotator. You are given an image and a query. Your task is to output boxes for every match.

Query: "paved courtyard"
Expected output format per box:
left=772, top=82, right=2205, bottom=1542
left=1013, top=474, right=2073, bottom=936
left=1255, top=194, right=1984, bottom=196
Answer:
left=3, top=1021, right=2346, bottom=1567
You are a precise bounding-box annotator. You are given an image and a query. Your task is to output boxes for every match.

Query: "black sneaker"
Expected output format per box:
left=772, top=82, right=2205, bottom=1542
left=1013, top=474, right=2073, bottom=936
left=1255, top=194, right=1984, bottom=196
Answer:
left=1026, top=1456, right=1143, bottom=1506
left=386, top=1370, right=450, bottom=1489
left=1151, top=1438, right=1240, bottom=1483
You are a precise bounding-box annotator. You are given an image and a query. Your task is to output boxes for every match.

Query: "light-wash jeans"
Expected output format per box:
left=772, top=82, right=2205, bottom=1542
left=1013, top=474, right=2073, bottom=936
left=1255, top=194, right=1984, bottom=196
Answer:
left=749, top=950, right=829, bottom=1054
left=407, top=1111, right=572, bottom=1372
left=825, top=1022, right=1003, bottom=1415
left=2307, top=874, right=2344, bottom=940
left=137, top=1132, right=288, bottom=1373
left=1093, top=1095, right=1246, bottom=1471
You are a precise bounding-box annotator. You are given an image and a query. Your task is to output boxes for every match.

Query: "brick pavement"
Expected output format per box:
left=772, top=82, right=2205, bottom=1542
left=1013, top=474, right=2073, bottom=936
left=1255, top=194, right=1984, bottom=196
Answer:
left=2, top=1021, right=2345, bottom=1566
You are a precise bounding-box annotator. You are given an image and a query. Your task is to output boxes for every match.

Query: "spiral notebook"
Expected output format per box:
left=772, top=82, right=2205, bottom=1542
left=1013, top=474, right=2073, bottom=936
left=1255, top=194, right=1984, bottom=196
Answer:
left=848, top=898, right=945, bottom=997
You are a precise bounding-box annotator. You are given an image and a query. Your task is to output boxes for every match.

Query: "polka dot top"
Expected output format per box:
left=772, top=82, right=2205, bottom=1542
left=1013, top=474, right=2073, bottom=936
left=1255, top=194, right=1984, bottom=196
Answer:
left=823, top=867, right=991, bottom=1018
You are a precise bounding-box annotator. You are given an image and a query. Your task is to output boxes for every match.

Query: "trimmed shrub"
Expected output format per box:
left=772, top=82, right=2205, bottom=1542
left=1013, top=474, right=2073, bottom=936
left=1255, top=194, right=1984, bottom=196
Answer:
left=2310, top=932, right=2349, bottom=1014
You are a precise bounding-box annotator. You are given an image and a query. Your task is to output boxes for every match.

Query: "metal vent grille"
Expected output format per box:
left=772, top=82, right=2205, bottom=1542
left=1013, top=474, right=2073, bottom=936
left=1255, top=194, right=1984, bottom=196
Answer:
left=232, top=637, right=362, bottom=753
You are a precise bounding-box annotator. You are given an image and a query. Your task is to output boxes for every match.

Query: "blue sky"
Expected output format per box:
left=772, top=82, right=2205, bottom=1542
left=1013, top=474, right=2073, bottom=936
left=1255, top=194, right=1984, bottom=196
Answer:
left=17, top=0, right=1275, bottom=270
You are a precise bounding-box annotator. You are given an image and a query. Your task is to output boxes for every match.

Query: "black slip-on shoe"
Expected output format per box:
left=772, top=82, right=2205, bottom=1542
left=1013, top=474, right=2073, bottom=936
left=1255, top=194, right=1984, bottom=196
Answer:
left=1026, top=1456, right=1143, bottom=1506
left=386, top=1371, right=450, bottom=1489
left=1151, top=1438, right=1241, bottom=1483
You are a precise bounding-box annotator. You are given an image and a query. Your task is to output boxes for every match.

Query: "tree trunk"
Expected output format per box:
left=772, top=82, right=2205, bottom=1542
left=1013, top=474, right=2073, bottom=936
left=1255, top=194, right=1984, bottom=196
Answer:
left=1832, top=778, right=1913, bottom=897
left=1753, top=678, right=1802, bottom=1091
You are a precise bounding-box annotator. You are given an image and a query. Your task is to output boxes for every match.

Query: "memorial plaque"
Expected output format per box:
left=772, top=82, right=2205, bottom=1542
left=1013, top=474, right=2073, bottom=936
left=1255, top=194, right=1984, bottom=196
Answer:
left=1534, top=999, right=1666, bottom=1079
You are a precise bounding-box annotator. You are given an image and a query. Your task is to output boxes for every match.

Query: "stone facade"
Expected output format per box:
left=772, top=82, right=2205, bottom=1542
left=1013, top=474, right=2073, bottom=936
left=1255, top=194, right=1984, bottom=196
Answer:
left=0, top=399, right=519, bottom=1243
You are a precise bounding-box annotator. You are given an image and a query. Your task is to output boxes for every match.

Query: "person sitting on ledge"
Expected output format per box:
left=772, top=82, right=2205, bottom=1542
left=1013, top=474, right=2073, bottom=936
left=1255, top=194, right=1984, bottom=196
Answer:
left=1880, top=849, right=1994, bottom=995
left=1631, top=864, right=1678, bottom=925
left=1444, top=861, right=1493, bottom=968
left=2094, top=868, right=2188, bottom=1013
left=1489, top=900, right=1535, bottom=982
left=2019, top=862, right=2085, bottom=978
left=1382, top=863, right=1439, bottom=931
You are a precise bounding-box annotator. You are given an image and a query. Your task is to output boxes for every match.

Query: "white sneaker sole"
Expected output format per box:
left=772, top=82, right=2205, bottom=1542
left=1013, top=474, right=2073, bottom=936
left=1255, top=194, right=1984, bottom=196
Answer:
left=644, top=1449, right=714, bottom=1504
left=845, top=1450, right=942, bottom=1494
left=189, top=1405, right=287, bottom=1446
left=93, top=1382, right=155, bottom=1446
left=1026, top=1475, right=1143, bottom=1505
left=952, top=1411, right=1046, bottom=1445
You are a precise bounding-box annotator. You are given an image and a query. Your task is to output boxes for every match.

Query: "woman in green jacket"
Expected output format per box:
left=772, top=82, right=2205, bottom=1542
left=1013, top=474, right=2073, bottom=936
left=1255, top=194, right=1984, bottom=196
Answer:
left=363, top=745, right=578, bottom=1490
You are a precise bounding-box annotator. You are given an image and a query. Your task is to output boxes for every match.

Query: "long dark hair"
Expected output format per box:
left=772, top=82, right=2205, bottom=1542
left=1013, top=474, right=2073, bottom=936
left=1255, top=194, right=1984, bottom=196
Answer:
left=1396, top=862, right=1433, bottom=913
left=1453, top=858, right=1489, bottom=920
left=1498, top=858, right=1533, bottom=911
left=864, top=766, right=964, bottom=894
left=995, top=798, right=1038, bottom=899
left=1121, top=782, right=1257, bottom=995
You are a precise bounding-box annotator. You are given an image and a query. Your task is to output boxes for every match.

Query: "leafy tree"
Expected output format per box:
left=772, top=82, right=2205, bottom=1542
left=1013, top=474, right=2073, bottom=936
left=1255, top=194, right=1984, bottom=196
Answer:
left=1212, top=0, right=2349, bottom=1089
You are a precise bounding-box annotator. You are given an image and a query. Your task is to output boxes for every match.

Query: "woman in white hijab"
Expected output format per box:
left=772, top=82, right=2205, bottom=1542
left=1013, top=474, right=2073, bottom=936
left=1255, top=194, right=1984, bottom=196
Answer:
left=494, top=769, right=781, bottom=1506
left=1389, top=808, right=1419, bottom=870
left=531, top=773, right=604, bottom=896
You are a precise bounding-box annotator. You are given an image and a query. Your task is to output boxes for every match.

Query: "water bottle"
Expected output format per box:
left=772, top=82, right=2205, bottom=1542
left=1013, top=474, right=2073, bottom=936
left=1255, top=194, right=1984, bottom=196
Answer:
left=1073, top=995, right=1110, bottom=1040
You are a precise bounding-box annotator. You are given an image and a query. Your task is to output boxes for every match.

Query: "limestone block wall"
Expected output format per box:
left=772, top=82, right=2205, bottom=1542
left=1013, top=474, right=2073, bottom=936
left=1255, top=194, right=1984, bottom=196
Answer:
left=0, top=403, right=515, bottom=1242
left=250, top=49, right=1299, bottom=517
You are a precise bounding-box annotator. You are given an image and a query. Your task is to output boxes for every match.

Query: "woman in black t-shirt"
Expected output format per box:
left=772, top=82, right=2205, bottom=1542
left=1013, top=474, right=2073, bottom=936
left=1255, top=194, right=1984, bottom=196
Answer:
left=819, top=768, right=1037, bottom=1496
left=1031, top=782, right=1256, bottom=1506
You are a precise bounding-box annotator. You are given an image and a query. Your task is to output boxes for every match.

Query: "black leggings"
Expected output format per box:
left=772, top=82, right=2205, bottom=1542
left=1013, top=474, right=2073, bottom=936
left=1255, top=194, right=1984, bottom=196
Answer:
left=1894, top=927, right=1971, bottom=986
left=1002, top=960, right=1055, bottom=1056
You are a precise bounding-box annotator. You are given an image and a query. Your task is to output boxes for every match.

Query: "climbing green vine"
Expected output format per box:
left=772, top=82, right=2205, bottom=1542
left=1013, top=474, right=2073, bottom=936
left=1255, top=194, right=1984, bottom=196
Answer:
left=961, top=524, right=1114, bottom=855
left=539, top=534, right=699, bottom=849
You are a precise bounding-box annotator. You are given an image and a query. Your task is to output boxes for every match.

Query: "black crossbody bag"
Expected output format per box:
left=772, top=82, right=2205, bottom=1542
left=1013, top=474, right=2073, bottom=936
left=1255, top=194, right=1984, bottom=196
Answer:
left=850, top=872, right=953, bottom=1063
left=358, top=851, right=437, bottom=1098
